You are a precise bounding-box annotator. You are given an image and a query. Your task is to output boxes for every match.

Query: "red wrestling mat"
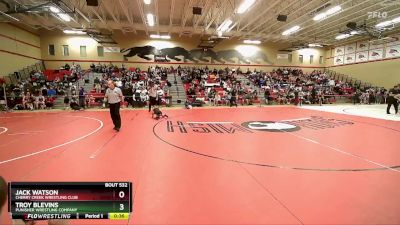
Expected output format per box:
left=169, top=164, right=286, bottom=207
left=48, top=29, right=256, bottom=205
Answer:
left=1, top=107, right=399, bottom=225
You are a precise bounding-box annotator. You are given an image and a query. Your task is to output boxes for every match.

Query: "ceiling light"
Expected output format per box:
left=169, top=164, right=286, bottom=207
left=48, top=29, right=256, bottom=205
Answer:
left=225, top=22, right=237, bottom=32
left=237, top=0, right=256, bottom=14
left=150, top=34, right=171, bottom=39
left=313, top=5, right=341, bottom=21
left=282, top=25, right=300, bottom=35
left=375, top=20, right=392, bottom=27
left=308, top=43, right=322, bottom=47
left=147, top=13, right=155, bottom=26
left=160, top=35, right=171, bottom=39
left=392, top=16, right=400, bottom=23
left=243, top=40, right=261, bottom=44
left=335, top=34, right=351, bottom=40
left=313, top=13, right=326, bottom=21
left=217, top=19, right=233, bottom=32
left=63, top=30, right=86, bottom=34
left=49, top=6, right=60, bottom=13
left=326, top=6, right=341, bottom=15
left=144, top=0, right=151, bottom=4
left=58, top=13, right=71, bottom=22
left=375, top=16, right=400, bottom=28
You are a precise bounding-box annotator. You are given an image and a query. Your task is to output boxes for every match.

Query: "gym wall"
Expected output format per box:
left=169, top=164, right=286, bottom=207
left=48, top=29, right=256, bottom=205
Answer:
left=0, top=23, right=41, bottom=76
left=325, top=37, right=400, bottom=88
left=40, top=30, right=326, bottom=73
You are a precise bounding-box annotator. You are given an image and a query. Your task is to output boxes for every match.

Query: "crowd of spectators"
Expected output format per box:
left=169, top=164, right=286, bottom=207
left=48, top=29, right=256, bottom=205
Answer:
left=179, top=66, right=259, bottom=107
left=177, top=66, right=389, bottom=107
left=1, top=63, right=391, bottom=111
left=245, top=68, right=354, bottom=105
left=78, top=64, right=173, bottom=109
left=1, top=63, right=84, bottom=111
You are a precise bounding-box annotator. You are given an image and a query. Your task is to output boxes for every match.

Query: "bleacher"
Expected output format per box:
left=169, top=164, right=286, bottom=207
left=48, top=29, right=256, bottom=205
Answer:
left=82, top=67, right=170, bottom=108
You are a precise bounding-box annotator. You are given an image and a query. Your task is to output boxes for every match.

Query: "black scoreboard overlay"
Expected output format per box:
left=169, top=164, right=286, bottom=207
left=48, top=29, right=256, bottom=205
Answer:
left=8, top=182, right=132, bottom=220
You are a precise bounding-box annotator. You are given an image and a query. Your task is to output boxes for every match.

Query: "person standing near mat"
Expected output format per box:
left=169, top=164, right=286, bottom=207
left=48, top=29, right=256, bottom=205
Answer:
left=148, top=81, right=158, bottom=112
left=387, top=85, right=399, bottom=114
left=0, top=176, right=6, bottom=221
left=104, top=80, right=123, bottom=131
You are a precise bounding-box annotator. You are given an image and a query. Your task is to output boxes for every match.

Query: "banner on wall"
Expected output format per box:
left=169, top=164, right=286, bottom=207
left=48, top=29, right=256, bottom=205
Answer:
left=333, top=55, right=344, bottom=65
left=369, top=42, right=384, bottom=50
left=345, top=43, right=356, bottom=54
left=334, top=46, right=345, bottom=56
left=104, top=47, right=121, bottom=53
left=386, top=35, right=400, bottom=47
left=356, top=41, right=369, bottom=52
left=344, top=53, right=355, bottom=64
left=119, top=45, right=273, bottom=64
left=385, top=45, right=400, bottom=58
left=355, top=51, right=368, bottom=62
left=368, top=48, right=384, bottom=61
left=277, top=53, right=289, bottom=59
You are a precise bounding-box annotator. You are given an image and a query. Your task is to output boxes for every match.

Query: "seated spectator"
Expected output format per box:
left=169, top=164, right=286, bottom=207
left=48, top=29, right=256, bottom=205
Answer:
left=45, top=96, right=55, bottom=109
left=41, top=85, right=48, bottom=96
left=70, top=97, right=81, bottom=110
left=34, top=93, right=46, bottom=109
left=23, top=91, right=34, bottom=110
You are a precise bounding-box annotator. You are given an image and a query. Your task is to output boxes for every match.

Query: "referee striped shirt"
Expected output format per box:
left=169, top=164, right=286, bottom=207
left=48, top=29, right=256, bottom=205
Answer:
left=105, top=87, right=123, bottom=104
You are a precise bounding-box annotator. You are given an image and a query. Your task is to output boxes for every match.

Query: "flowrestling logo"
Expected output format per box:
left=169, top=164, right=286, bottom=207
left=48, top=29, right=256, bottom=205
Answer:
left=166, top=116, right=353, bottom=134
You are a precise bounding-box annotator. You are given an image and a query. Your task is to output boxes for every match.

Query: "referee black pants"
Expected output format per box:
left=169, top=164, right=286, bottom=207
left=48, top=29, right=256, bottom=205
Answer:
left=149, top=96, right=157, bottom=112
left=109, top=103, right=121, bottom=129
left=387, top=100, right=398, bottom=114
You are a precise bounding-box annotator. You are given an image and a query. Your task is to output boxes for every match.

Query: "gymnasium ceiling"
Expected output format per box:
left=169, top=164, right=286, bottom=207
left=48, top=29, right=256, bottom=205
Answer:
left=1, top=0, right=400, bottom=46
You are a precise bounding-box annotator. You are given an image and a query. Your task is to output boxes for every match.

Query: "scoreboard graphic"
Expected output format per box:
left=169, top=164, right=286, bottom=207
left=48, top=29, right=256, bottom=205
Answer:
left=8, top=182, right=132, bottom=220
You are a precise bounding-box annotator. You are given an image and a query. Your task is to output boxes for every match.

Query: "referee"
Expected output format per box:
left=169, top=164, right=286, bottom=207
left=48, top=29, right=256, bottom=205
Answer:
left=104, top=80, right=124, bottom=131
left=387, top=85, right=399, bottom=114
left=148, top=81, right=158, bottom=112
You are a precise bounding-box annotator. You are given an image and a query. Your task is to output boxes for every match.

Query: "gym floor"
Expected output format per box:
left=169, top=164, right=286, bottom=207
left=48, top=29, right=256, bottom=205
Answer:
left=1, top=105, right=399, bottom=225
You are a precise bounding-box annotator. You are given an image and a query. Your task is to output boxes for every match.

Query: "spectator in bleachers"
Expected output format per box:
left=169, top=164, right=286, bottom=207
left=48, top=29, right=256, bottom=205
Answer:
left=229, top=87, right=238, bottom=107
left=122, top=84, right=134, bottom=108
left=34, top=92, right=46, bottom=110
left=64, top=63, right=70, bottom=70
left=45, top=96, right=55, bottom=109
left=23, top=91, right=34, bottom=110
left=63, top=93, right=70, bottom=109
left=41, top=85, right=48, bottom=96
left=264, top=88, right=270, bottom=105
left=78, top=87, right=86, bottom=109
left=70, top=96, right=81, bottom=111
